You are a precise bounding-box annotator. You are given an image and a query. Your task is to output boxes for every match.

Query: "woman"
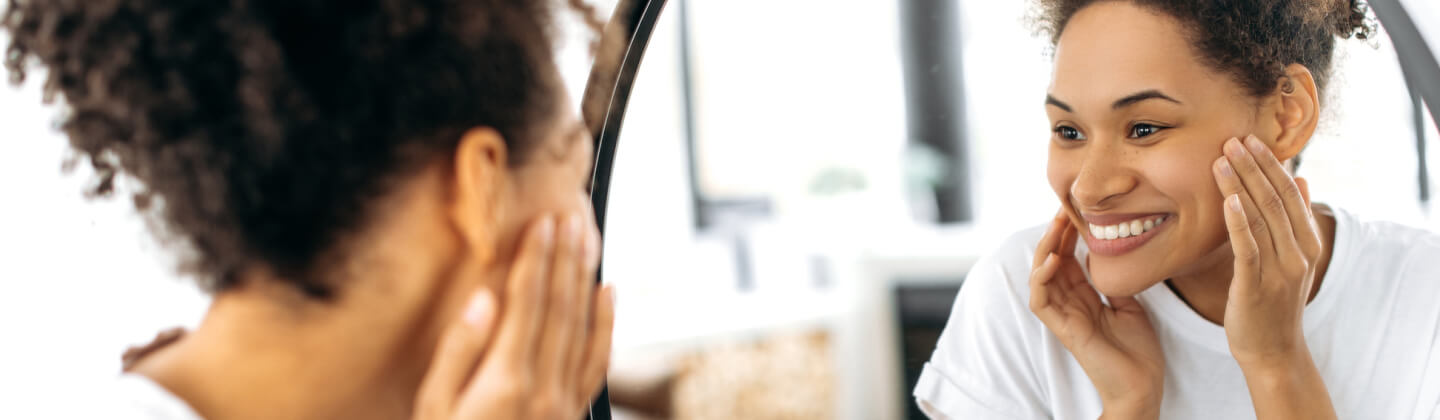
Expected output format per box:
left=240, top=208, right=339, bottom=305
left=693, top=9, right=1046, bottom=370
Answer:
left=917, top=1, right=1440, bottom=419
left=4, top=1, right=613, bottom=419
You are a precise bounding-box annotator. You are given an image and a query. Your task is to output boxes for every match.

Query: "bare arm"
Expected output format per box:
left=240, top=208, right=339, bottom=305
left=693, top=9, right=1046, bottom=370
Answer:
left=1241, top=354, right=1337, bottom=420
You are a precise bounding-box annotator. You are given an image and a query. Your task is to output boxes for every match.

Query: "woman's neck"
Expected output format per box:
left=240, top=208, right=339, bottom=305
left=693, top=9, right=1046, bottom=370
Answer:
left=128, top=171, right=498, bottom=419
left=1166, top=204, right=1337, bottom=325
left=132, top=281, right=440, bottom=420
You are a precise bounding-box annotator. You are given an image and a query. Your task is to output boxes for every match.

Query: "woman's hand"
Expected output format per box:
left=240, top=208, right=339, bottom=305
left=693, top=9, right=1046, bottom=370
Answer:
left=413, top=213, right=614, bottom=420
left=1029, top=212, right=1165, bottom=419
left=1212, top=135, right=1321, bottom=368
left=1212, top=135, right=1334, bottom=420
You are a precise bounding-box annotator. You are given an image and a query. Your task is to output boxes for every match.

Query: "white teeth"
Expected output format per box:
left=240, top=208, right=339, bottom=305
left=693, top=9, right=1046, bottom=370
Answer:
left=1088, top=215, right=1169, bottom=241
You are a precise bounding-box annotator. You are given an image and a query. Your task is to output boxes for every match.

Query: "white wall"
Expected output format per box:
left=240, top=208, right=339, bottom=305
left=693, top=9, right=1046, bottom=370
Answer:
left=0, top=56, right=210, bottom=418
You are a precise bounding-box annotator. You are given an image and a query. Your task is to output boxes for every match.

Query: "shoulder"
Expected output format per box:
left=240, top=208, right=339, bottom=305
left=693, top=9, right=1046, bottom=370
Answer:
left=935, top=222, right=1054, bottom=352
left=1332, top=208, right=1440, bottom=280
left=919, top=223, right=1058, bottom=417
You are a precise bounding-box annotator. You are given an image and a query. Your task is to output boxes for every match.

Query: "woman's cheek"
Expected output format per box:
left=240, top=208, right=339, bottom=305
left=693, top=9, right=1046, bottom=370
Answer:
left=1047, top=146, right=1081, bottom=205
left=1141, top=148, right=1229, bottom=251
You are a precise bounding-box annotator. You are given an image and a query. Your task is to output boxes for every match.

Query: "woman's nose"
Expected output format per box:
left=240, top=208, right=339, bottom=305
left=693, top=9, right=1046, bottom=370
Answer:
left=1070, top=152, right=1139, bottom=209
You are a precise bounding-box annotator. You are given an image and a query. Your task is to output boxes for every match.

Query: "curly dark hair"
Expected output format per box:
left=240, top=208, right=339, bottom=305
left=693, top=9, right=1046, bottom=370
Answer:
left=1034, top=0, right=1376, bottom=98
left=4, top=0, right=607, bottom=297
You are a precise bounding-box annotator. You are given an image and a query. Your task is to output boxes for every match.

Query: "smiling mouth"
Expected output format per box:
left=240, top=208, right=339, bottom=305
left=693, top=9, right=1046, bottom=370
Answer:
left=1088, top=215, right=1167, bottom=240
left=1080, top=214, right=1172, bottom=257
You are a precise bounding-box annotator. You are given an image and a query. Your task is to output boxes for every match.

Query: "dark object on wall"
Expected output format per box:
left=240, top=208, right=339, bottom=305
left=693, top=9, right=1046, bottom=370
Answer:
left=894, top=282, right=964, bottom=420
left=899, top=0, right=974, bottom=223
left=1369, top=0, right=1438, bottom=204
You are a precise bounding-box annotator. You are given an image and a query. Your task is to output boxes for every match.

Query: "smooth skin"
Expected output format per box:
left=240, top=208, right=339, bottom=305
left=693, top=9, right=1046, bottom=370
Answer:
left=416, top=215, right=614, bottom=419
left=1032, top=3, right=1338, bottom=419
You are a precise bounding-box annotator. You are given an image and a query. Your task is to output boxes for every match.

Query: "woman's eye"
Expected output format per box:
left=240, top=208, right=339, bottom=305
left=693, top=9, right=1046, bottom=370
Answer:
left=1054, top=126, right=1086, bottom=141
left=1129, top=123, right=1165, bottom=138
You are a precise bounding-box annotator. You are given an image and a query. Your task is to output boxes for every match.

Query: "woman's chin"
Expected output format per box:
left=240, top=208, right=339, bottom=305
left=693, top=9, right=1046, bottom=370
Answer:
left=1088, top=265, right=1164, bottom=297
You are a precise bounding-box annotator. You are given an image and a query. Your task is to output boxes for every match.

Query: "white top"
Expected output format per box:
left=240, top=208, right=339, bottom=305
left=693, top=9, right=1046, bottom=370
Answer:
left=915, top=208, right=1440, bottom=420
left=107, top=374, right=205, bottom=420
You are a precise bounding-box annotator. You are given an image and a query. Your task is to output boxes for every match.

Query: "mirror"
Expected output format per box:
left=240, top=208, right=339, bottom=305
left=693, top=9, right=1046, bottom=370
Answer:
left=582, top=1, right=1439, bottom=419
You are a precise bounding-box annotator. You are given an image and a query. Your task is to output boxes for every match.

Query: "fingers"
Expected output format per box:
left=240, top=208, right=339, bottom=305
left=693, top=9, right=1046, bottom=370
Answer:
left=1028, top=252, right=1063, bottom=321
left=1214, top=153, right=1275, bottom=263
left=563, top=224, right=600, bottom=390
left=1034, top=212, right=1068, bottom=268
left=1058, top=218, right=1079, bottom=259
left=415, top=289, right=499, bottom=416
left=535, top=215, right=584, bottom=390
left=567, top=219, right=601, bottom=391
left=1061, top=263, right=1103, bottom=314
left=426, top=213, right=604, bottom=420
left=1218, top=136, right=1302, bottom=260
left=576, top=284, right=615, bottom=407
left=1295, top=177, right=1313, bottom=208
left=1243, top=136, right=1322, bottom=258
left=487, top=217, right=557, bottom=370
left=1222, top=194, right=1262, bottom=296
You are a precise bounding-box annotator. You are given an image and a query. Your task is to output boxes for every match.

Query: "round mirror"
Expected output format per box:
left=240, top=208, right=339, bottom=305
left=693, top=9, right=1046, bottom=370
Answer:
left=582, top=1, right=1439, bottom=419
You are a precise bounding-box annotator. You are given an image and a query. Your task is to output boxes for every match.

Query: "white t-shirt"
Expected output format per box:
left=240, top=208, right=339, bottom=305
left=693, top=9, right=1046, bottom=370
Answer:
left=107, top=374, right=205, bottom=420
left=916, top=207, right=1440, bottom=419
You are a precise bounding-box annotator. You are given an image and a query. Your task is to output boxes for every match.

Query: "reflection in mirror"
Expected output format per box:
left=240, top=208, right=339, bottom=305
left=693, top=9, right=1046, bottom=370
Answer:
left=593, top=0, right=1438, bottom=419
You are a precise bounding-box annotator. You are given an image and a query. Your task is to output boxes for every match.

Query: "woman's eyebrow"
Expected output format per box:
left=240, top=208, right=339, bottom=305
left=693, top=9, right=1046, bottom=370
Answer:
left=1045, top=94, right=1072, bottom=112
left=1112, top=89, right=1182, bottom=110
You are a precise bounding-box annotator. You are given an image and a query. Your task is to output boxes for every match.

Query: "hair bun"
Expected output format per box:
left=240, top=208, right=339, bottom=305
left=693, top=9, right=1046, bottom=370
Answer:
left=1330, top=0, right=1377, bottom=40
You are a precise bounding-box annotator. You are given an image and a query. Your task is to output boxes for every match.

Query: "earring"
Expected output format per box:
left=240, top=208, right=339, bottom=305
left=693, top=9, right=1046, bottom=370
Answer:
left=1280, top=79, right=1295, bottom=94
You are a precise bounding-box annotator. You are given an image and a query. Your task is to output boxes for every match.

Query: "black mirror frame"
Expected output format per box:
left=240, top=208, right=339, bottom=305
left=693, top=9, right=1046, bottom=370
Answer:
left=581, top=0, right=670, bottom=418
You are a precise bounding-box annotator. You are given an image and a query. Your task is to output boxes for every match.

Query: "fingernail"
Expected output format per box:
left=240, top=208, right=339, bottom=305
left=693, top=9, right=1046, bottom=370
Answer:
left=1245, top=135, right=1267, bottom=154
left=1227, top=194, right=1243, bottom=212
left=464, top=289, right=496, bottom=328
left=1215, top=157, right=1232, bottom=176
left=603, top=284, right=617, bottom=306
left=1225, top=138, right=1246, bottom=157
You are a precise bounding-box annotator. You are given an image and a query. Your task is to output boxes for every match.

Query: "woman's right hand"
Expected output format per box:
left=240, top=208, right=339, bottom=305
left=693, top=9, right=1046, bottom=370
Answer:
left=1029, top=211, right=1165, bottom=419
left=414, top=213, right=614, bottom=420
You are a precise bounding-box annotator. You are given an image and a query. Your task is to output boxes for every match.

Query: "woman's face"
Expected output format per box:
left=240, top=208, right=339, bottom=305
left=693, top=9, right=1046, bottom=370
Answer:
left=1045, top=2, right=1263, bottom=296
left=498, top=102, right=600, bottom=264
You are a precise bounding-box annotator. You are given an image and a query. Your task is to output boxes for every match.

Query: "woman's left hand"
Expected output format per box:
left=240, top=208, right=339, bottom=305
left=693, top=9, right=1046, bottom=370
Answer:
left=1211, top=135, right=1323, bottom=370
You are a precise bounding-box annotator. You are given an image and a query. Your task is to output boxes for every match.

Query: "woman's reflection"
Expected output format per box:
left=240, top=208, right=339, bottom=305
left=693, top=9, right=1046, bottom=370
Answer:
left=920, top=1, right=1440, bottom=419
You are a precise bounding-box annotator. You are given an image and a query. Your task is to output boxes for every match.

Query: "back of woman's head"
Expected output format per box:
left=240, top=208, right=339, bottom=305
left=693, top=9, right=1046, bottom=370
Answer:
left=1035, top=0, right=1376, bottom=98
left=3, top=0, right=599, bottom=296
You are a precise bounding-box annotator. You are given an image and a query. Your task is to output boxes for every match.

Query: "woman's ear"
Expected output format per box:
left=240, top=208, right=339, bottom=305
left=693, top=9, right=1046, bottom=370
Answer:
left=449, top=127, right=510, bottom=264
left=1263, top=64, right=1321, bottom=162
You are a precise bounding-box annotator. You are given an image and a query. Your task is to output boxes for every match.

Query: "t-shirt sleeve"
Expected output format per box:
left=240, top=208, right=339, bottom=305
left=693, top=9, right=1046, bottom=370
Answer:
left=914, top=233, right=1051, bottom=419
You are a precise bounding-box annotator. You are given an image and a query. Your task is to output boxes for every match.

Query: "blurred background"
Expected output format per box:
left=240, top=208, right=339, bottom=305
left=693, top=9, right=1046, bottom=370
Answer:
left=1, top=1, right=1436, bottom=419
